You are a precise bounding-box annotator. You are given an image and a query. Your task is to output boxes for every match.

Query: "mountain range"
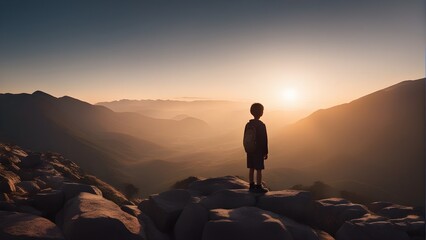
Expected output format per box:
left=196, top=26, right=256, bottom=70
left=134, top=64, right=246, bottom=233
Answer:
left=0, top=91, right=209, bottom=189
left=0, top=78, right=424, bottom=206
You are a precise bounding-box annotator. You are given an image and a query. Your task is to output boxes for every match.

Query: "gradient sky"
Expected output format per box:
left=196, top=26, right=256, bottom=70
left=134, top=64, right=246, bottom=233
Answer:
left=1, top=0, right=424, bottom=111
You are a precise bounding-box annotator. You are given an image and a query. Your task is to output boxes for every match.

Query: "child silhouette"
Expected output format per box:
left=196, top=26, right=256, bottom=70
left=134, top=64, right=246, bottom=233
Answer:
left=243, top=103, right=268, bottom=193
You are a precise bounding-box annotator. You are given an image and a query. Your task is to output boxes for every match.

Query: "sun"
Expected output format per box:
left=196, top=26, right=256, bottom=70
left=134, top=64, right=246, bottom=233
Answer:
left=281, top=88, right=299, bottom=102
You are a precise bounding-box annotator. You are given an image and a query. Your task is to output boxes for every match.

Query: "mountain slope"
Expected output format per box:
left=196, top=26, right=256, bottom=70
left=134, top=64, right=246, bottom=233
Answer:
left=0, top=91, right=209, bottom=187
left=271, top=78, right=425, bottom=206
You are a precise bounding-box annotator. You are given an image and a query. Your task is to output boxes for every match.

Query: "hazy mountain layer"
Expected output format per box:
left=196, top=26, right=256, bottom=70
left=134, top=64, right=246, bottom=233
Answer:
left=0, top=91, right=209, bottom=188
left=270, top=78, right=425, bottom=206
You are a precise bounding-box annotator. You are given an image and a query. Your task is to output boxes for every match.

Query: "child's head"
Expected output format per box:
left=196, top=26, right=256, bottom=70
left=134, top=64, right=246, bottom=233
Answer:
left=250, top=103, right=264, bottom=119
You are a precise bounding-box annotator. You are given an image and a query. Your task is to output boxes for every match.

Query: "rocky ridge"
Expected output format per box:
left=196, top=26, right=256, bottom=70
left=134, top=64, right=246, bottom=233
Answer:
left=0, top=143, right=424, bottom=240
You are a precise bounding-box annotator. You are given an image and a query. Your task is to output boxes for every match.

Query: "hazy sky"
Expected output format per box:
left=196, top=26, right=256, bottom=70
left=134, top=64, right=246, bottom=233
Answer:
left=1, top=0, right=424, bottom=111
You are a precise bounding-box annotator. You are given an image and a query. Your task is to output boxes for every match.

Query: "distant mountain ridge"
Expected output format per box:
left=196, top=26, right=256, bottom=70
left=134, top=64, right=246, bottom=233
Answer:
left=96, top=97, right=305, bottom=137
left=0, top=91, right=210, bottom=189
left=270, top=78, right=425, bottom=206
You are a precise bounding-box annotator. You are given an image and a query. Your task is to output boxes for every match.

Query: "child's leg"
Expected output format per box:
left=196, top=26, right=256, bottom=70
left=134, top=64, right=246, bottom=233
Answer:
left=256, top=169, right=262, bottom=185
left=249, top=168, right=254, bottom=183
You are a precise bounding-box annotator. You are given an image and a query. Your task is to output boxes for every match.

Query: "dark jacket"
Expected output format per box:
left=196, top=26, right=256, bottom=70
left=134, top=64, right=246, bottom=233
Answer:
left=244, top=119, right=268, bottom=156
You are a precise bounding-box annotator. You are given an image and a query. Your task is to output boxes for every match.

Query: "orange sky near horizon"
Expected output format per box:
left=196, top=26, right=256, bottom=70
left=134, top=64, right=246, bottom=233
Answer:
left=1, top=1, right=424, bottom=112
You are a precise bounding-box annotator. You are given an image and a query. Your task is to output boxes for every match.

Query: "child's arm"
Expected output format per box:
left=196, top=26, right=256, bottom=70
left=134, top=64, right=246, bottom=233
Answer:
left=262, top=124, right=268, bottom=159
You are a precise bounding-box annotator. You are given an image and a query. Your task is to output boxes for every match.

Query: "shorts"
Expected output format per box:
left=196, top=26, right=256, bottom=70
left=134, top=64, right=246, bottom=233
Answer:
left=247, top=152, right=265, bottom=170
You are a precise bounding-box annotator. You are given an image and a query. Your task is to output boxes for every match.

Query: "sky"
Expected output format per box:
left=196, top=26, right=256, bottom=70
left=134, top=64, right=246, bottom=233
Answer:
left=0, top=0, right=424, bottom=111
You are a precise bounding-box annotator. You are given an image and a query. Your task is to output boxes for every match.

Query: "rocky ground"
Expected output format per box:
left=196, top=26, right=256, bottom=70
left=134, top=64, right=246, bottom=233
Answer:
left=0, top=143, right=424, bottom=240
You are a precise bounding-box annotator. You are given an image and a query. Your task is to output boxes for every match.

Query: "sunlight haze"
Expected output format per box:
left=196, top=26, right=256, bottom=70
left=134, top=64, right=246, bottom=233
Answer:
left=1, top=0, right=424, bottom=114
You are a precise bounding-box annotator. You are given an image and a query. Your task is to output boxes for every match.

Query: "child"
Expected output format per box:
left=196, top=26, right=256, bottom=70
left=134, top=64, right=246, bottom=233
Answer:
left=243, top=103, right=268, bottom=193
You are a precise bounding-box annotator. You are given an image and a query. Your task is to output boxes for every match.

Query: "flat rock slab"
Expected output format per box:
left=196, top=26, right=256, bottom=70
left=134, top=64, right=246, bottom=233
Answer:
left=59, top=192, right=145, bottom=240
left=0, top=211, right=64, bottom=240
left=202, top=207, right=294, bottom=240
left=257, top=190, right=313, bottom=222
left=188, top=176, right=249, bottom=195
left=201, top=189, right=256, bottom=209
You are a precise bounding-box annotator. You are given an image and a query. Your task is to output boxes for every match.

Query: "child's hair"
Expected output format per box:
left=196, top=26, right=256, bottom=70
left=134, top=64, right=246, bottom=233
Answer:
left=250, top=103, right=264, bottom=118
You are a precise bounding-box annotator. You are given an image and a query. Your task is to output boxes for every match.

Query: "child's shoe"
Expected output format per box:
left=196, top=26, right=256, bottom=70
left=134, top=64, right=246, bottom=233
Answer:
left=255, top=184, right=268, bottom=193
left=249, top=182, right=256, bottom=192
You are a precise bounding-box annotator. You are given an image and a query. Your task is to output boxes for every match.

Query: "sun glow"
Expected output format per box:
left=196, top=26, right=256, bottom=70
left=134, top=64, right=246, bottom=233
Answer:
left=276, top=87, right=302, bottom=109
left=282, top=88, right=299, bottom=102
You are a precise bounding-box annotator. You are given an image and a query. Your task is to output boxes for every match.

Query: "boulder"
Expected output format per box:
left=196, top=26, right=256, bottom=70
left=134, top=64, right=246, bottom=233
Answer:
left=172, top=176, right=206, bottom=189
left=58, top=192, right=145, bottom=240
left=201, top=189, right=256, bottom=209
left=0, top=202, right=18, bottom=212
left=18, top=205, right=43, bottom=216
left=34, top=167, right=61, bottom=178
left=0, top=193, right=10, bottom=202
left=0, top=170, right=20, bottom=193
left=122, top=204, right=142, bottom=217
left=19, top=153, right=43, bottom=169
left=377, top=204, right=417, bottom=219
left=313, top=198, right=369, bottom=234
left=280, top=215, right=323, bottom=240
left=41, top=175, right=65, bottom=189
left=315, top=230, right=335, bottom=240
left=188, top=176, right=249, bottom=195
left=81, top=175, right=132, bottom=206
left=202, top=207, right=294, bottom=240
left=368, top=201, right=394, bottom=213
left=49, top=161, right=82, bottom=181
left=390, top=214, right=425, bottom=237
left=10, top=195, right=32, bottom=205
left=0, top=211, right=64, bottom=240
left=62, top=182, right=102, bottom=201
left=0, top=177, right=16, bottom=192
left=7, top=162, right=20, bottom=173
left=17, top=169, right=35, bottom=181
left=174, top=201, right=209, bottom=240
left=10, top=147, right=28, bottom=158
left=257, top=190, right=313, bottom=222
left=34, top=178, right=48, bottom=189
left=33, top=190, right=65, bottom=216
left=138, top=213, right=171, bottom=240
left=139, top=189, right=192, bottom=232
left=336, top=219, right=410, bottom=240
left=0, top=152, right=22, bottom=165
left=16, top=181, right=41, bottom=195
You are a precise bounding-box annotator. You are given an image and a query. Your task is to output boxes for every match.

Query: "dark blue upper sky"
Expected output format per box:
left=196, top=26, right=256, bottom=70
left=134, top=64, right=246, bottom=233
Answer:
left=1, top=0, right=421, bottom=62
left=0, top=0, right=424, bottom=108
